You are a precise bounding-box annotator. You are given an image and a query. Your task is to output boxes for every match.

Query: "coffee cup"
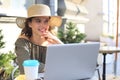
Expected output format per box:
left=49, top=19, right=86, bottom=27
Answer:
left=22, top=60, right=39, bottom=80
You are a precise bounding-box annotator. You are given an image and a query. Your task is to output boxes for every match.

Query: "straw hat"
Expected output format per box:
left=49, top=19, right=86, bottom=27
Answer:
left=16, top=4, right=62, bottom=28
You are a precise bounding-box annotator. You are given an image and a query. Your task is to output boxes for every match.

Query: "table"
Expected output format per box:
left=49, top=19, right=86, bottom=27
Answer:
left=15, top=74, right=98, bottom=80
left=15, top=73, right=44, bottom=80
left=99, top=46, right=120, bottom=80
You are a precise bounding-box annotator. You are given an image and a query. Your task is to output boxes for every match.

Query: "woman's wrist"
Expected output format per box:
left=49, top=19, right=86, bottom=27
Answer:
left=52, top=36, right=64, bottom=44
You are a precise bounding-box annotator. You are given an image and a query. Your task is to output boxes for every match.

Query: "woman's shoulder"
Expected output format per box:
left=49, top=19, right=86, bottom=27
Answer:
left=15, top=35, right=47, bottom=48
left=15, top=35, right=30, bottom=46
left=18, top=34, right=30, bottom=40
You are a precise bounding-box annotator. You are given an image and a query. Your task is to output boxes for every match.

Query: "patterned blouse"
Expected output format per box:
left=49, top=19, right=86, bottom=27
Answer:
left=15, top=38, right=47, bottom=74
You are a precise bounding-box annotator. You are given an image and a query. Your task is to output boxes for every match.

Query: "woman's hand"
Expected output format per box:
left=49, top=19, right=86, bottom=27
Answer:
left=41, top=31, right=63, bottom=44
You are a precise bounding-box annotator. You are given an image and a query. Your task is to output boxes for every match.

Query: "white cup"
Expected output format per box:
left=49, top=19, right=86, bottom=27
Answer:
left=22, top=60, right=39, bottom=80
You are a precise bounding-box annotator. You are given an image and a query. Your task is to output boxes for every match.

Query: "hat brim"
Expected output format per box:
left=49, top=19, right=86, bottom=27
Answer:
left=16, top=16, right=62, bottom=29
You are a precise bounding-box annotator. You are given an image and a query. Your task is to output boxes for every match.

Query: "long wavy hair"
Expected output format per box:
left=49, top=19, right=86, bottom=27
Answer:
left=21, top=17, right=56, bottom=38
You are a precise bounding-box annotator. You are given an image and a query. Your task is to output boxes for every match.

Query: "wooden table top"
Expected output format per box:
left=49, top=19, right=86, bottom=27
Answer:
left=99, top=46, right=120, bottom=54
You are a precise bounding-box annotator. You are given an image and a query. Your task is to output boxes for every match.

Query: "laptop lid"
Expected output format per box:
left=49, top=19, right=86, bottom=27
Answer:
left=44, top=42, right=100, bottom=80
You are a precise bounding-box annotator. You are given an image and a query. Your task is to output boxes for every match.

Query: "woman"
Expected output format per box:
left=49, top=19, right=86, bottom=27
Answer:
left=15, top=4, right=63, bottom=74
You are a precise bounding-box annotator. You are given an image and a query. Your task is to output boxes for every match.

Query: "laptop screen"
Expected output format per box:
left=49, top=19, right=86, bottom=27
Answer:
left=44, top=42, right=100, bottom=80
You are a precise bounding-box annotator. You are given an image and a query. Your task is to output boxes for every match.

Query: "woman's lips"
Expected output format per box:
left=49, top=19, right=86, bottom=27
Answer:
left=39, top=28, right=47, bottom=34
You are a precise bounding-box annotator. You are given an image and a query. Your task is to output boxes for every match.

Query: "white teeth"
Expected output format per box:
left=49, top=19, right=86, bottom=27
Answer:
left=40, top=28, right=46, bottom=33
left=41, top=29, right=45, bottom=32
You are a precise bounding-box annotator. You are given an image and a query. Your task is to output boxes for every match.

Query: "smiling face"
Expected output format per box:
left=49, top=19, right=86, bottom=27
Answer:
left=28, top=16, right=50, bottom=37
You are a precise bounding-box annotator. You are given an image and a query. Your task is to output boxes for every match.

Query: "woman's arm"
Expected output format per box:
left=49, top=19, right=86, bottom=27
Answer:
left=15, top=38, right=30, bottom=74
left=15, top=38, right=45, bottom=74
left=43, top=31, right=64, bottom=44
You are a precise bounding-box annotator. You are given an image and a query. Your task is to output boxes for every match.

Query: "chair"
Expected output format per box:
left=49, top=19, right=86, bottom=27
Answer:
left=11, top=66, right=19, bottom=80
left=10, top=57, right=20, bottom=80
left=96, top=64, right=101, bottom=80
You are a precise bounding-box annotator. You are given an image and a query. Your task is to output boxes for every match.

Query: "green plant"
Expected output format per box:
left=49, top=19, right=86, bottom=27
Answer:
left=101, top=34, right=114, bottom=39
left=0, top=51, right=16, bottom=80
left=0, top=29, right=18, bottom=80
left=0, top=30, right=5, bottom=49
left=57, top=22, right=86, bottom=44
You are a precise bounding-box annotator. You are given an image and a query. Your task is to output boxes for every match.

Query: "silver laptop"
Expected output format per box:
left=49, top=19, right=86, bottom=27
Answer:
left=44, top=42, right=100, bottom=80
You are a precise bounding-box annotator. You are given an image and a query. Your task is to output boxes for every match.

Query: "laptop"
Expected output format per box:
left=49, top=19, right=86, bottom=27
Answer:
left=43, top=42, right=100, bottom=80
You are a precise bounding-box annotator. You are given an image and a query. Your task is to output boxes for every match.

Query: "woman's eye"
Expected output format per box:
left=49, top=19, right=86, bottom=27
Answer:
left=35, top=19, right=41, bottom=23
left=44, top=20, right=49, bottom=23
left=33, top=18, right=49, bottom=24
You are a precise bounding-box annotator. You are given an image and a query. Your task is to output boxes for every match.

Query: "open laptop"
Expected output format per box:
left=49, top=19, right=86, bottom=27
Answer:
left=43, top=42, right=100, bottom=80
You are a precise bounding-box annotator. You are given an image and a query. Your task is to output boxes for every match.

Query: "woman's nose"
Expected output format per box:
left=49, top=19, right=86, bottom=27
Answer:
left=39, top=22, right=48, bottom=29
left=39, top=22, right=45, bottom=26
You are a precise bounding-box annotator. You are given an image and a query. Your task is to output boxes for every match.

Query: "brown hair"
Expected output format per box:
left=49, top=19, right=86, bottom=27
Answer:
left=21, top=17, right=33, bottom=38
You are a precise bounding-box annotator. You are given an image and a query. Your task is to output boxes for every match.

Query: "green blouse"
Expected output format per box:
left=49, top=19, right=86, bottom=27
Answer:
left=15, top=38, right=47, bottom=74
